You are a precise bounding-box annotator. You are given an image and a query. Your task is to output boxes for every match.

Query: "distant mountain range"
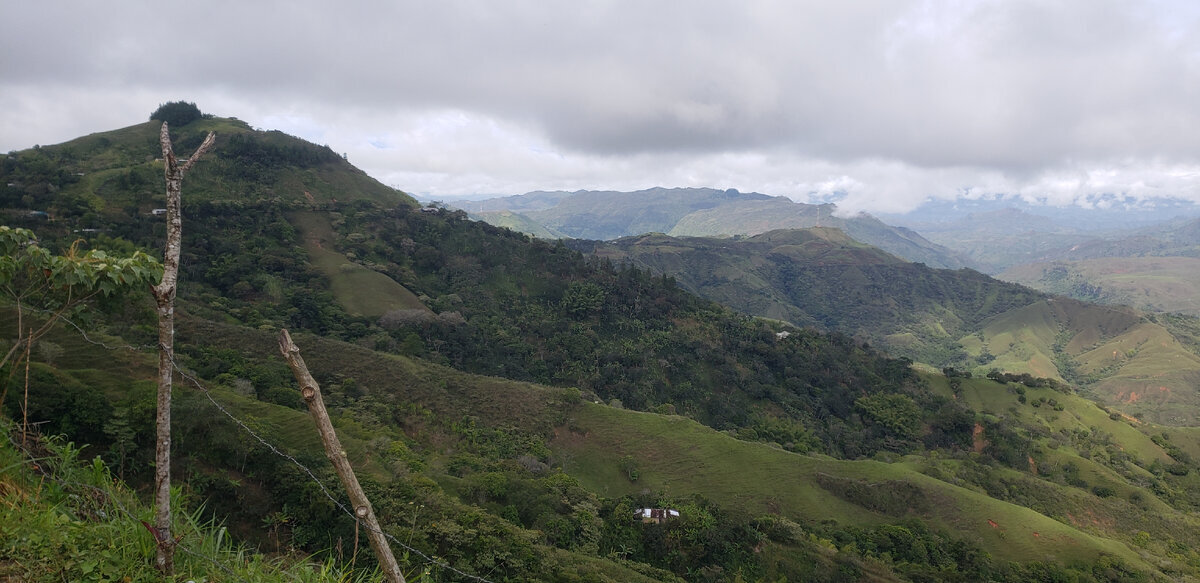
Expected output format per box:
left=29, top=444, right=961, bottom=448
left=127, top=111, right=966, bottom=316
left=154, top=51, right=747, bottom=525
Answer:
left=994, top=217, right=1200, bottom=315
left=878, top=195, right=1200, bottom=233
left=882, top=200, right=1200, bottom=272
left=450, top=187, right=975, bottom=269
left=891, top=208, right=1097, bottom=273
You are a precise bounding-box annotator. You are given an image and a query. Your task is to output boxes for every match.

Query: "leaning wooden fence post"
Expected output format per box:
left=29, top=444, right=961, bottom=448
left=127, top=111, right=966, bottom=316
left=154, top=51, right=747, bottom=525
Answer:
left=277, top=329, right=406, bottom=583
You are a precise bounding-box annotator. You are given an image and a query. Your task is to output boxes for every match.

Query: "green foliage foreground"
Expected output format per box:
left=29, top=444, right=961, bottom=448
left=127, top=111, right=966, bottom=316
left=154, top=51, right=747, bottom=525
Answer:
left=0, top=427, right=377, bottom=582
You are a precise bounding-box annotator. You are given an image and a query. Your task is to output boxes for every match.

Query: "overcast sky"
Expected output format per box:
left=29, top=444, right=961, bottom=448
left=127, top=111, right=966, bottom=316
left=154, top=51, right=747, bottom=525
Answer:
left=3, top=1, right=1200, bottom=215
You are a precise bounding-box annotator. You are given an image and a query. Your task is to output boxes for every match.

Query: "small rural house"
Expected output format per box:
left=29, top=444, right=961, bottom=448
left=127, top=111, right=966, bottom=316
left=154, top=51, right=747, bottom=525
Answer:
left=634, top=508, right=680, bottom=524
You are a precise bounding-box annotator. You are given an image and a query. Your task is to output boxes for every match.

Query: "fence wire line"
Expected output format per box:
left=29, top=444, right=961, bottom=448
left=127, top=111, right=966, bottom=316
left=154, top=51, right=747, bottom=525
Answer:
left=38, top=315, right=498, bottom=583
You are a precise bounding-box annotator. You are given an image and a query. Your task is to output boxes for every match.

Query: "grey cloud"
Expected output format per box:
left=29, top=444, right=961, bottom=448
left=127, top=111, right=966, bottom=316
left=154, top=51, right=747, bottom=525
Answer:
left=4, top=1, right=1200, bottom=213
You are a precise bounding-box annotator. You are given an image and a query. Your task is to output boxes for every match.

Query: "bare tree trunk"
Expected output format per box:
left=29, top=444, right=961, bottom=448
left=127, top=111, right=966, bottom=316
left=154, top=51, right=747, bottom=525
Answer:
left=277, top=329, right=406, bottom=583
left=151, top=122, right=215, bottom=575
left=21, top=326, right=30, bottom=448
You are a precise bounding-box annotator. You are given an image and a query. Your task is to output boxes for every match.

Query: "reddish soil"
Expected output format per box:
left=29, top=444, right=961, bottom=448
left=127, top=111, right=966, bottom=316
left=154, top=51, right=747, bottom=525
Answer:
left=972, top=423, right=987, bottom=453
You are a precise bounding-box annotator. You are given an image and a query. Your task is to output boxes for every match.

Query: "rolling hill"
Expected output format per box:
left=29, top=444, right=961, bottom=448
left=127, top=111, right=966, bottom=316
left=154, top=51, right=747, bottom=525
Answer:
left=6, top=111, right=1200, bottom=581
left=581, top=228, right=1200, bottom=426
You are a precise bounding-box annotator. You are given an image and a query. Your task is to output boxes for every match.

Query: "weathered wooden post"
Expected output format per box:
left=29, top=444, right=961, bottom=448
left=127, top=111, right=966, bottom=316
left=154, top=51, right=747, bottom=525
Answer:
left=152, top=122, right=215, bottom=575
left=277, top=329, right=406, bottom=583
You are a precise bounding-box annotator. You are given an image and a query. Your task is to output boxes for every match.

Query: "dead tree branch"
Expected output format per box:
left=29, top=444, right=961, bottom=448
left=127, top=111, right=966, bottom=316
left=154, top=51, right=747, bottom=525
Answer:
left=277, top=329, right=406, bottom=583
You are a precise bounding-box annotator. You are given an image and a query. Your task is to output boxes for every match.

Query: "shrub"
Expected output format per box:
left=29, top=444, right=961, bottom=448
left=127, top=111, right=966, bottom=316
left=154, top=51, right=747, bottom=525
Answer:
left=618, top=455, right=640, bottom=482
left=149, top=101, right=205, bottom=126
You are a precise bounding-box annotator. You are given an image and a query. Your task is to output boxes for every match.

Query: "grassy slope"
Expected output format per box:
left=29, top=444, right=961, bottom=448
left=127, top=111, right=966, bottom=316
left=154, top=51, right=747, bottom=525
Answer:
left=1, top=310, right=386, bottom=476
left=0, top=423, right=674, bottom=583
left=957, top=298, right=1200, bottom=424
left=1000, top=256, right=1200, bottom=316
left=552, top=403, right=1151, bottom=569
left=44, top=306, right=1185, bottom=575
left=0, top=436, right=362, bottom=583
left=925, top=374, right=1170, bottom=464
left=288, top=211, right=425, bottom=318
left=469, top=210, right=569, bottom=239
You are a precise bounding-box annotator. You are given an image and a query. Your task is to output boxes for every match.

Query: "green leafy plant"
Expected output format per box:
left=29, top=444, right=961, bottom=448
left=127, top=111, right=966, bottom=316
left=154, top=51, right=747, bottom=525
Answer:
left=0, top=226, right=162, bottom=433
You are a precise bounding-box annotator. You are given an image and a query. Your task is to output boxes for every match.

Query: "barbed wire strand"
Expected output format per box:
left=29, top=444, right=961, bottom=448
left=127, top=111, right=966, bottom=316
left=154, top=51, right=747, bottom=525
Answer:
left=167, top=352, right=497, bottom=583
left=54, top=314, right=159, bottom=353
left=42, top=314, right=499, bottom=583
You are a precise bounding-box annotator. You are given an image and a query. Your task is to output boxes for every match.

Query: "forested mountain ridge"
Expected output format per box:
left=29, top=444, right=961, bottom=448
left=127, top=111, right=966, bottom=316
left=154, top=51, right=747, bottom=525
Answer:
left=577, top=228, right=1051, bottom=366
left=4, top=113, right=1200, bottom=581
left=581, top=228, right=1200, bottom=426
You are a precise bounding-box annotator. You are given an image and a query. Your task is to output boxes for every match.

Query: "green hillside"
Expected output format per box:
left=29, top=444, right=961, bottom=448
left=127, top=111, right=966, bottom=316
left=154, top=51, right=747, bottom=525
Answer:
left=0, top=116, right=410, bottom=218
left=584, top=229, right=1200, bottom=426
left=554, top=404, right=1160, bottom=567
left=9, top=310, right=1195, bottom=581
left=289, top=210, right=427, bottom=318
left=582, top=229, right=1041, bottom=367
left=5, top=112, right=1200, bottom=581
left=957, top=299, right=1200, bottom=425
left=469, top=209, right=570, bottom=239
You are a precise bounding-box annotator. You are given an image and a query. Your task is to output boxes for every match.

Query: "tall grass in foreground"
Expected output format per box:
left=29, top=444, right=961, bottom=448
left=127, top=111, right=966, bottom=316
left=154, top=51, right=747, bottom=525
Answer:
left=0, top=424, right=399, bottom=582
